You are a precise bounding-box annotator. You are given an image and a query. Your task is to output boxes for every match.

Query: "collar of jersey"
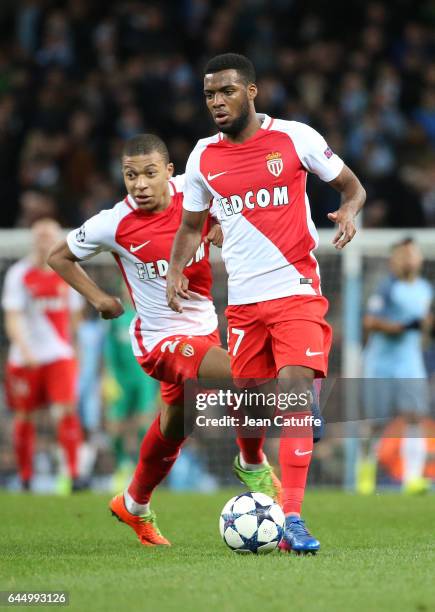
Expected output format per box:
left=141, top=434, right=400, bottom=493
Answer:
left=126, top=193, right=174, bottom=216
left=127, top=194, right=139, bottom=210
left=218, top=113, right=274, bottom=144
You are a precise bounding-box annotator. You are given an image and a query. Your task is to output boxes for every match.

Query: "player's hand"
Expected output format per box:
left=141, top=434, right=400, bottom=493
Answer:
left=95, top=295, right=124, bottom=319
left=205, top=224, right=223, bottom=248
left=327, top=208, right=357, bottom=250
left=166, top=268, right=189, bottom=313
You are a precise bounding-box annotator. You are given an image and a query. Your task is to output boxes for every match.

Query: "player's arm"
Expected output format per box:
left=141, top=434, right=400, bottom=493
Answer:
left=4, top=310, right=38, bottom=366
left=48, top=241, right=124, bottom=320
left=68, top=289, right=85, bottom=353
left=363, top=279, right=405, bottom=335
left=166, top=209, right=209, bottom=312
left=293, top=122, right=365, bottom=250
left=2, top=267, right=37, bottom=366
left=327, top=165, right=366, bottom=250
left=167, top=146, right=213, bottom=312
left=363, top=314, right=405, bottom=335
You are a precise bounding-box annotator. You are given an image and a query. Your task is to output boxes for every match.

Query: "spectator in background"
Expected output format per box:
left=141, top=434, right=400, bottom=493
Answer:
left=0, top=0, right=435, bottom=227
left=15, top=190, right=57, bottom=228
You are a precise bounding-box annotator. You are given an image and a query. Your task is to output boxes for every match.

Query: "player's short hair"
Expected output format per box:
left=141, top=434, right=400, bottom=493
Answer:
left=122, top=134, right=169, bottom=164
left=391, top=236, right=415, bottom=251
left=204, top=53, right=256, bottom=85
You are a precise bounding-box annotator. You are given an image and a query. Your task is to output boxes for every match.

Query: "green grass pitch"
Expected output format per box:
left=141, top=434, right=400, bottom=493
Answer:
left=1, top=490, right=434, bottom=612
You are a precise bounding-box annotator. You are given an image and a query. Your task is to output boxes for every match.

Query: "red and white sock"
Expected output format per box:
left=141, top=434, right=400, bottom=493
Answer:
left=236, top=436, right=267, bottom=469
left=234, top=409, right=267, bottom=469
left=126, top=414, right=186, bottom=514
left=13, top=419, right=35, bottom=483
left=279, top=412, right=313, bottom=515
left=57, top=414, right=83, bottom=479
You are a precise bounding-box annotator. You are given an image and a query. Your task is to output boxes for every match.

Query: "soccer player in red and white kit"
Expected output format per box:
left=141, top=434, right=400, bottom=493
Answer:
left=49, top=134, right=281, bottom=547
left=2, top=218, right=84, bottom=492
left=167, top=54, right=366, bottom=553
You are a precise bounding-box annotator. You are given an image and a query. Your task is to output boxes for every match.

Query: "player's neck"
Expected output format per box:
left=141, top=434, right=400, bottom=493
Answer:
left=154, top=190, right=171, bottom=213
left=31, top=253, right=50, bottom=269
left=401, top=273, right=418, bottom=282
left=223, top=114, right=262, bottom=144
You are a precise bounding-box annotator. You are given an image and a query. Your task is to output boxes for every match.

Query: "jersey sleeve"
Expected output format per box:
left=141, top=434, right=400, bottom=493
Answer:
left=183, top=145, right=212, bottom=212
left=209, top=198, right=220, bottom=220
left=1, top=264, right=27, bottom=311
left=366, top=277, right=393, bottom=316
left=67, top=210, right=115, bottom=261
left=286, top=121, right=344, bottom=182
left=171, top=174, right=185, bottom=193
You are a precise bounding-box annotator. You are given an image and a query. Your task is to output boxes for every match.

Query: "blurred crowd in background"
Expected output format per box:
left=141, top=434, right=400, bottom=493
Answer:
left=0, top=0, right=434, bottom=229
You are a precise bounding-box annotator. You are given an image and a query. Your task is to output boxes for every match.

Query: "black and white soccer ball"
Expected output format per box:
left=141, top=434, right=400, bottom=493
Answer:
left=219, top=492, right=285, bottom=554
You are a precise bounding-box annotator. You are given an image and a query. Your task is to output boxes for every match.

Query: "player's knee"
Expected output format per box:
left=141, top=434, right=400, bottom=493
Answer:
left=198, top=346, right=232, bottom=380
left=278, top=365, right=313, bottom=388
left=400, top=410, right=422, bottom=425
left=51, top=403, right=75, bottom=421
left=277, top=367, right=314, bottom=413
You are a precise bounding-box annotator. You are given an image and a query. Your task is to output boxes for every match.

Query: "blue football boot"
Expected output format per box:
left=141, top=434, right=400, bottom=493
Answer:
left=279, top=516, right=320, bottom=555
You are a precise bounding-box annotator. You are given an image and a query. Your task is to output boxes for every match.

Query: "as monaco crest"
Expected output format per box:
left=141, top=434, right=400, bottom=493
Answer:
left=179, top=342, right=195, bottom=357
left=266, top=152, right=283, bottom=177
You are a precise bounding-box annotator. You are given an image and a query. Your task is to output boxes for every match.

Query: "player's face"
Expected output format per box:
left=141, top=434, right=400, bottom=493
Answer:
left=204, top=69, right=257, bottom=135
left=390, top=244, right=423, bottom=279
left=122, top=152, right=174, bottom=212
left=32, top=220, right=62, bottom=260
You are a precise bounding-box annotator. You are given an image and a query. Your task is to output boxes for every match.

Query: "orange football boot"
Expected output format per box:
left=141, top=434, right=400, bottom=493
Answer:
left=109, top=494, right=171, bottom=546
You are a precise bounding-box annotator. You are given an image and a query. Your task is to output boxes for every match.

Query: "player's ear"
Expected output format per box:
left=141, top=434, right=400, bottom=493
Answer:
left=166, top=162, right=174, bottom=179
left=247, top=83, right=257, bottom=101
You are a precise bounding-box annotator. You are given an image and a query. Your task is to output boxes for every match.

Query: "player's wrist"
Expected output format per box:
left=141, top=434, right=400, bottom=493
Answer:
left=92, top=293, right=116, bottom=312
left=167, top=265, right=184, bottom=277
left=338, top=201, right=357, bottom=218
left=389, top=322, right=405, bottom=334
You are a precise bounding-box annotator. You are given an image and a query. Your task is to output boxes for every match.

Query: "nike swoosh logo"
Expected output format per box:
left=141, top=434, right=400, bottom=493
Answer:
left=295, top=449, right=313, bottom=456
left=130, top=240, right=150, bottom=253
left=207, top=171, right=227, bottom=181
left=305, top=348, right=323, bottom=357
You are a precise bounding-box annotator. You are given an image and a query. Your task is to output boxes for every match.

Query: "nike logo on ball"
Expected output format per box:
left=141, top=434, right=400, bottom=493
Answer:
left=305, top=348, right=323, bottom=357
left=207, top=171, right=227, bottom=181
left=130, top=240, right=150, bottom=253
left=295, top=449, right=313, bottom=456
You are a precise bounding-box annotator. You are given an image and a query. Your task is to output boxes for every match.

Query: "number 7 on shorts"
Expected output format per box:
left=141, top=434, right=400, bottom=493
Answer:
left=229, top=328, right=245, bottom=356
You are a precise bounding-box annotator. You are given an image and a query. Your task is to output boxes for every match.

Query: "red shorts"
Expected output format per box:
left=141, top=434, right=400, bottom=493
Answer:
left=137, top=329, right=221, bottom=406
left=5, top=358, right=78, bottom=412
left=225, top=295, right=332, bottom=380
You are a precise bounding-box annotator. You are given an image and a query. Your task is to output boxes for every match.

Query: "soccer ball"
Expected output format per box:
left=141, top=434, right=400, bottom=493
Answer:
left=219, top=492, right=285, bottom=554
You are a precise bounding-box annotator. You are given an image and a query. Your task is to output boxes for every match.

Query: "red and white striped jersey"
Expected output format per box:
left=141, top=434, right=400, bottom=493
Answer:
left=66, top=176, right=218, bottom=356
left=183, top=115, right=344, bottom=305
left=2, top=259, right=83, bottom=366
